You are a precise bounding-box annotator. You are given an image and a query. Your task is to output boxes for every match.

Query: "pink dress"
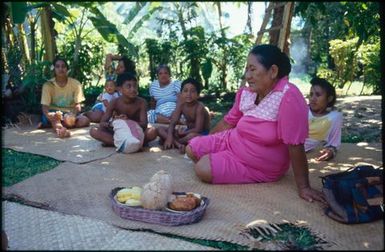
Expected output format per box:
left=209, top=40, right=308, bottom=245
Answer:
left=188, top=77, right=308, bottom=184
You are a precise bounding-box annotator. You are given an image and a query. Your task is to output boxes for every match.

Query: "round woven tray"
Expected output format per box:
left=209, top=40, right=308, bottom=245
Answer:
left=110, top=187, right=210, bottom=226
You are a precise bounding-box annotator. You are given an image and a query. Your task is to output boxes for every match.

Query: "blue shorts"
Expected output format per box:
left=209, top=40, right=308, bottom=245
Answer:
left=184, top=128, right=209, bottom=136
left=41, top=110, right=73, bottom=127
left=92, top=103, right=104, bottom=112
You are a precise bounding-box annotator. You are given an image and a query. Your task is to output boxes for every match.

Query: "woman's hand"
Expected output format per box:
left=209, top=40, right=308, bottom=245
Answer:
left=315, top=147, right=335, bottom=161
left=299, top=186, right=327, bottom=204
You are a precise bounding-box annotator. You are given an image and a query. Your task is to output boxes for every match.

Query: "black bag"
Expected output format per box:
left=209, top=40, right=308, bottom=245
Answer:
left=321, top=165, right=383, bottom=224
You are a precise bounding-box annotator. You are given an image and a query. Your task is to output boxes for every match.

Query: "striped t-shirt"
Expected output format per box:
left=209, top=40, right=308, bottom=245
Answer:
left=147, top=80, right=181, bottom=123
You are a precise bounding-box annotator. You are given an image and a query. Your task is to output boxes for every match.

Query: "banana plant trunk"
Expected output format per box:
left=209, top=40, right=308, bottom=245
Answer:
left=28, top=14, right=36, bottom=63
left=40, top=6, right=57, bottom=63
left=17, top=23, right=31, bottom=65
left=216, top=2, right=228, bottom=90
left=72, top=35, right=81, bottom=78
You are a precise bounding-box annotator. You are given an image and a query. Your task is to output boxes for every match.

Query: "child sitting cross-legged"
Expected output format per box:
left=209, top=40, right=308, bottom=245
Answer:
left=90, top=73, right=157, bottom=151
left=158, top=78, right=210, bottom=154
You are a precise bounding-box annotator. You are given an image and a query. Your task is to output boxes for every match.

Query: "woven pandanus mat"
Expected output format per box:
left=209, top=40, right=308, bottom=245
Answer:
left=2, top=143, right=383, bottom=249
left=2, top=125, right=116, bottom=163
left=2, top=201, right=217, bottom=250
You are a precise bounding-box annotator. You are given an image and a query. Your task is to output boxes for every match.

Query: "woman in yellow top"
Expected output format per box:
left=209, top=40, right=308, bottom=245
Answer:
left=39, top=57, right=90, bottom=138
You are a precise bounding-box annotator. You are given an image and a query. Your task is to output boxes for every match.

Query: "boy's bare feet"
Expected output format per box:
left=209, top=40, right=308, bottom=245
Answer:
left=174, top=141, right=186, bottom=154
left=56, top=126, right=71, bottom=138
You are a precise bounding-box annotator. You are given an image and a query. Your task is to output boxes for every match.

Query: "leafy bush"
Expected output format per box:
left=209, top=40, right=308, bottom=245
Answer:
left=59, top=36, right=105, bottom=89
left=356, top=39, right=380, bottom=94
left=317, top=37, right=380, bottom=94
left=20, top=61, right=52, bottom=114
left=327, top=38, right=359, bottom=89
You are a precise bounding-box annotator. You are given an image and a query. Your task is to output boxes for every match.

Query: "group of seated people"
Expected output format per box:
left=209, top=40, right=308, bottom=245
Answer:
left=38, top=44, right=343, bottom=204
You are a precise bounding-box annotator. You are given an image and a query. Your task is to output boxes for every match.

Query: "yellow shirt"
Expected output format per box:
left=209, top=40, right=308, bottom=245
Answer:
left=41, top=77, right=85, bottom=112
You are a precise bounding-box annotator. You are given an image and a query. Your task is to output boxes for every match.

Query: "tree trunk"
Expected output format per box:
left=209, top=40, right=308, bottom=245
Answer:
left=216, top=2, right=227, bottom=90
left=72, top=36, right=81, bottom=78
left=40, top=6, right=57, bottom=63
left=269, top=6, right=283, bottom=46
left=17, top=23, right=31, bottom=66
left=176, top=7, right=188, bottom=40
left=282, top=3, right=294, bottom=56
left=269, top=3, right=294, bottom=55
left=4, top=16, right=15, bottom=47
left=245, top=2, right=253, bottom=34
left=28, top=14, right=36, bottom=63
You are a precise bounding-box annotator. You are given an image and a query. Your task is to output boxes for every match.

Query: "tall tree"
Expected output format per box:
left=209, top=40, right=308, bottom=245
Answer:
left=244, top=2, right=253, bottom=34
left=40, top=6, right=57, bottom=62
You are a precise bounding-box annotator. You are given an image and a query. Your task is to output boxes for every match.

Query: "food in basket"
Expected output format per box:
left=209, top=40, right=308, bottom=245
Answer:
left=116, top=186, right=143, bottom=204
left=167, top=193, right=202, bottom=211
left=169, top=197, right=197, bottom=211
left=125, top=198, right=142, bottom=207
left=141, top=170, right=173, bottom=210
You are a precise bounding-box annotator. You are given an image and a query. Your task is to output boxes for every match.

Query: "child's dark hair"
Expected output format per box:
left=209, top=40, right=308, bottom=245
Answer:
left=53, top=56, right=69, bottom=69
left=310, top=77, right=337, bottom=107
left=249, top=44, right=291, bottom=79
left=120, top=56, right=137, bottom=76
left=116, top=72, right=137, bottom=87
left=181, top=78, right=202, bottom=94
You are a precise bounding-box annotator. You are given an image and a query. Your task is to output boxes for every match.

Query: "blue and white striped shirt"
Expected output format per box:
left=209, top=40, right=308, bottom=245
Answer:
left=147, top=80, right=181, bottom=123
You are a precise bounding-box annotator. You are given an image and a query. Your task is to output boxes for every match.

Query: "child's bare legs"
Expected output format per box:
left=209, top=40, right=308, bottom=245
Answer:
left=157, top=126, right=168, bottom=145
left=175, top=132, right=200, bottom=154
left=74, top=115, right=90, bottom=128
left=156, top=114, right=171, bottom=124
left=84, top=110, right=103, bottom=123
left=89, top=125, right=114, bottom=146
left=144, top=126, right=157, bottom=145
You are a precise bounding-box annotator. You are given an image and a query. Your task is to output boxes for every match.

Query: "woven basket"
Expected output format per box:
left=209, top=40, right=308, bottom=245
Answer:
left=110, top=187, right=210, bottom=226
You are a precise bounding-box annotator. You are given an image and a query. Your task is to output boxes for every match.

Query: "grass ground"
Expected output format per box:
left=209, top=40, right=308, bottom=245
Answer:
left=2, top=148, right=62, bottom=187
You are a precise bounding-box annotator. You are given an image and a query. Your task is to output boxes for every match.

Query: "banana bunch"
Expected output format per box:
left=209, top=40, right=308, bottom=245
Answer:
left=116, top=186, right=143, bottom=206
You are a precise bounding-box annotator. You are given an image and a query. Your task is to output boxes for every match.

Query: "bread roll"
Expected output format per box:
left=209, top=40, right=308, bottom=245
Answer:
left=169, top=197, right=197, bottom=211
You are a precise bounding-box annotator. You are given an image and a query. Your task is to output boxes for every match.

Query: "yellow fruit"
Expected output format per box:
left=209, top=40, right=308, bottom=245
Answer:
left=125, top=198, right=142, bottom=207
left=116, top=188, right=133, bottom=203
left=116, top=187, right=143, bottom=203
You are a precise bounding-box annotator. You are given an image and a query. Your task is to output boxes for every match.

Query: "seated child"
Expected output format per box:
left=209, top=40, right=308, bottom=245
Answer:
left=85, top=79, right=120, bottom=123
left=157, top=78, right=210, bottom=154
left=89, top=73, right=157, bottom=148
left=305, top=77, right=343, bottom=161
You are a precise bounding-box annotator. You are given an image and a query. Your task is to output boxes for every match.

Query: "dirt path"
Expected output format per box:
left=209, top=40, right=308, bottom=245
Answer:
left=336, top=95, right=382, bottom=142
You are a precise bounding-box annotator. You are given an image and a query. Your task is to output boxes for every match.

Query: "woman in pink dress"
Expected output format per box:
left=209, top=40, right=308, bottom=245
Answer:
left=186, top=44, right=326, bottom=204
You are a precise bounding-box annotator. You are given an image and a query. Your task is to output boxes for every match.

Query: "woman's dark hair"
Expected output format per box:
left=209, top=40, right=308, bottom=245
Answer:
left=120, top=56, right=137, bottom=76
left=156, top=64, right=171, bottom=76
left=310, top=77, right=337, bottom=107
left=249, top=44, right=291, bottom=79
left=181, top=78, right=202, bottom=94
left=53, top=56, right=69, bottom=69
left=116, top=72, right=137, bottom=87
